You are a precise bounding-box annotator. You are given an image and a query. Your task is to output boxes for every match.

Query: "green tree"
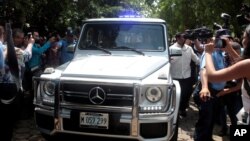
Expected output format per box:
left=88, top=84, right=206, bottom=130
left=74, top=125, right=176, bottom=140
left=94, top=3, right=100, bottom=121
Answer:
left=2, top=0, right=156, bottom=36
left=2, top=0, right=249, bottom=39
left=158, top=0, right=249, bottom=38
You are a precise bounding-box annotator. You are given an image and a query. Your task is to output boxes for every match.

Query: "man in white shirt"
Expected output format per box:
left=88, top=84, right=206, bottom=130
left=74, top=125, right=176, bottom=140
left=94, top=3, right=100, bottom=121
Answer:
left=170, top=32, right=200, bottom=117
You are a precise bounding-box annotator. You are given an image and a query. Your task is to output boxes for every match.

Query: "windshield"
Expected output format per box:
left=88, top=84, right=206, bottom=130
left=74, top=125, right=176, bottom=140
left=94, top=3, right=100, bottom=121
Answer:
left=78, top=23, right=166, bottom=51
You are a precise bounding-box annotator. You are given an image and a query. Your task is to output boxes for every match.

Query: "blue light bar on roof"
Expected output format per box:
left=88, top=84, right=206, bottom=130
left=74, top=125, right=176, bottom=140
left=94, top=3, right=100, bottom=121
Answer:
left=118, top=10, right=143, bottom=18
left=119, top=15, right=143, bottom=18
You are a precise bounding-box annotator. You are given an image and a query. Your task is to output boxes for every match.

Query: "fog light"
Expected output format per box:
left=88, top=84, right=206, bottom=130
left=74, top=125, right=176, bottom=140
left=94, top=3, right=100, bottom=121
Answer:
left=141, top=106, right=163, bottom=112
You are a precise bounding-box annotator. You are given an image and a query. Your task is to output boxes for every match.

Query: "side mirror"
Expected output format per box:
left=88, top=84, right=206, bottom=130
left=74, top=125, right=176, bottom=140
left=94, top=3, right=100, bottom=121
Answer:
left=169, top=47, right=182, bottom=57
left=67, top=44, right=76, bottom=53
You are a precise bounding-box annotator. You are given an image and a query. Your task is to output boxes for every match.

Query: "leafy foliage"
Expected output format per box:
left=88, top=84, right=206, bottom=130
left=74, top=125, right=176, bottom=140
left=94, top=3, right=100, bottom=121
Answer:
left=0, top=0, right=249, bottom=38
left=158, top=0, right=248, bottom=38
left=1, top=0, right=156, bottom=36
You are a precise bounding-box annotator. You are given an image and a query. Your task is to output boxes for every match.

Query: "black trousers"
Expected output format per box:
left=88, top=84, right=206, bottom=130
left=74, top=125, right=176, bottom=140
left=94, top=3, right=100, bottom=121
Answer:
left=0, top=83, right=21, bottom=141
left=175, top=77, right=193, bottom=112
left=194, top=87, right=221, bottom=141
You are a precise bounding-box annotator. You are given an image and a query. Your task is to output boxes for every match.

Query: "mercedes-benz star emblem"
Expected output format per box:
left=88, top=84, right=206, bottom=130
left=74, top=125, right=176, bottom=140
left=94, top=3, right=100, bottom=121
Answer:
left=88, top=87, right=106, bottom=104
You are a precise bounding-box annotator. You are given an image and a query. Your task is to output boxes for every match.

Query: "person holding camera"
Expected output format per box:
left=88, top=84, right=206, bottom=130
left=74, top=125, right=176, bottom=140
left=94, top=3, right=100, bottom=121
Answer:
left=27, top=30, right=56, bottom=73
left=193, top=29, right=240, bottom=141
left=26, top=30, right=56, bottom=77
left=204, top=24, right=250, bottom=126
left=170, top=32, right=200, bottom=117
left=215, top=41, right=243, bottom=136
left=22, top=30, right=56, bottom=118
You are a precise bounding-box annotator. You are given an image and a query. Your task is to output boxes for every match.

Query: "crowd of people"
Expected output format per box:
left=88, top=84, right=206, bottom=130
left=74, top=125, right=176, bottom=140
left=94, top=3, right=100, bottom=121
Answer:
left=0, top=24, right=79, bottom=141
left=170, top=24, right=250, bottom=141
left=1, top=21, right=250, bottom=141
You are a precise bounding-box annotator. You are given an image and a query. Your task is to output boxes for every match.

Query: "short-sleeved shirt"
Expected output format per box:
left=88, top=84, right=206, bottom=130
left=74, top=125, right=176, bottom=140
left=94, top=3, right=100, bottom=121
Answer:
left=59, top=39, right=76, bottom=64
left=200, top=50, right=226, bottom=90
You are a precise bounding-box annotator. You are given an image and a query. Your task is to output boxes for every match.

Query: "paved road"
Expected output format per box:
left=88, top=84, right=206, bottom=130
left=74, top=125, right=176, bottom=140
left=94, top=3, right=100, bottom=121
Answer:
left=177, top=99, right=230, bottom=141
left=13, top=99, right=230, bottom=141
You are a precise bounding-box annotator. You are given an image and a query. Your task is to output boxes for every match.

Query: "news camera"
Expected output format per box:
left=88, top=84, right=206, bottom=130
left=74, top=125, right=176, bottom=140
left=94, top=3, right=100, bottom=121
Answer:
left=213, top=23, right=228, bottom=48
left=236, top=3, right=250, bottom=26
left=213, top=13, right=231, bottom=30
left=212, top=13, right=232, bottom=48
left=184, top=27, right=213, bottom=41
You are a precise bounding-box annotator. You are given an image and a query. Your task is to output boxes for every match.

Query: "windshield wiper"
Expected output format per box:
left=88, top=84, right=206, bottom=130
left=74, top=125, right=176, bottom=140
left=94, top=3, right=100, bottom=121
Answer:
left=88, top=44, right=112, bottom=55
left=116, top=46, right=145, bottom=56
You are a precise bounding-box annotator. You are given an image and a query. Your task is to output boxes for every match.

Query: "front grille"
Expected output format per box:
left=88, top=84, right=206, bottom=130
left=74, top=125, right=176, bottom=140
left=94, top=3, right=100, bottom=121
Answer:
left=61, top=83, right=133, bottom=106
left=63, top=111, right=130, bottom=135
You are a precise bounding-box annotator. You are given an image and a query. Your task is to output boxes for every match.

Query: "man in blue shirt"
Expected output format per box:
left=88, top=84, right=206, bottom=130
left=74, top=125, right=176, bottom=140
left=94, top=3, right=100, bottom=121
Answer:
left=28, top=31, right=55, bottom=71
left=23, top=32, right=55, bottom=120
left=24, top=31, right=55, bottom=93
left=59, top=29, right=76, bottom=65
left=194, top=29, right=229, bottom=141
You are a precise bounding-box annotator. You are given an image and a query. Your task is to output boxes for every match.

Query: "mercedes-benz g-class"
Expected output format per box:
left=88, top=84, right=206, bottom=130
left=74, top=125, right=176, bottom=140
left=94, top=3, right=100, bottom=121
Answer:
left=33, top=17, right=181, bottom=141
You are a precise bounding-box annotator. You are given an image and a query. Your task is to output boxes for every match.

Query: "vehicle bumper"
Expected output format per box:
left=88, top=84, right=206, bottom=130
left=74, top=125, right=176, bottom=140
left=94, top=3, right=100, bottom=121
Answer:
left=34, top=106, right=177, bottom=141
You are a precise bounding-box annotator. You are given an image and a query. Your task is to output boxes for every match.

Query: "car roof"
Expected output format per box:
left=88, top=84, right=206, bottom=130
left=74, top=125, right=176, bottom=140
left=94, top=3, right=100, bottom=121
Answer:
left=84, top=18, right=166, bottom=23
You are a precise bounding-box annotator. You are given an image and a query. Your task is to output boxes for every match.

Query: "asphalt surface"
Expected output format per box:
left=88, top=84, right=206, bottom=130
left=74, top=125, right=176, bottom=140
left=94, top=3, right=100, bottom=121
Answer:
left=12, top=99, right=230, bottom=141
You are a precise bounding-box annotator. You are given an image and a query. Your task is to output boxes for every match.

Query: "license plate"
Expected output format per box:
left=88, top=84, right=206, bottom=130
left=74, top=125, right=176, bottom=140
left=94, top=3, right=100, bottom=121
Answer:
left=79, top=112, right=109, bottom=129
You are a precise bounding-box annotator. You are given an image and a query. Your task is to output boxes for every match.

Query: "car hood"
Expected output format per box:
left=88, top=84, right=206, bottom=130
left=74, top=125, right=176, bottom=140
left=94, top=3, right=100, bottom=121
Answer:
left=62, top=55, right=168, bottom=80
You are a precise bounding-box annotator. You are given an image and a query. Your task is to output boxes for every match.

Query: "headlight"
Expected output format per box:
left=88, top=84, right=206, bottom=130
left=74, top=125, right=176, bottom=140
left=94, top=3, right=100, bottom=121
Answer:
left=43, top=81, right=56, bottom=96
left=145, top=87, right=162, bottom=103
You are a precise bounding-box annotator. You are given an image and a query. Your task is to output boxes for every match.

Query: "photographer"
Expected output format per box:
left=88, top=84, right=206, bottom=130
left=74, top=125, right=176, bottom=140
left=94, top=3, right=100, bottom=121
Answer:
left=23, top=30, right=56, bottom=118
left=216, top=42, right=243, bottom=135
left=27, top=30, right=56, bottom=73
left=205, top=24, right=250, bottom=126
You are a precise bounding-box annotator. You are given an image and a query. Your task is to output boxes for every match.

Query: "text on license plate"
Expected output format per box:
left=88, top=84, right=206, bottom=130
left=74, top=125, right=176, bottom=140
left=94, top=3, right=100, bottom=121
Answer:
left=80, top=112, right=109, bottom=129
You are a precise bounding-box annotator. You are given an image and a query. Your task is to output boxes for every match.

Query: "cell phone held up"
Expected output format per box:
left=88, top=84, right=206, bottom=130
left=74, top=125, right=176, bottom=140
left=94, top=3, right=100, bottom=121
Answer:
left=27, top=32, right=32, bottom=39
left=214, top=38, right=227, bottom=48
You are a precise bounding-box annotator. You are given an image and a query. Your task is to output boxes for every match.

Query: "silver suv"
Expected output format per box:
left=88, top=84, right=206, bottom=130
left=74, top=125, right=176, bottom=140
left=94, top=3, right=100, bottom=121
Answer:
left=33, top=18, right=181, bottom=141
